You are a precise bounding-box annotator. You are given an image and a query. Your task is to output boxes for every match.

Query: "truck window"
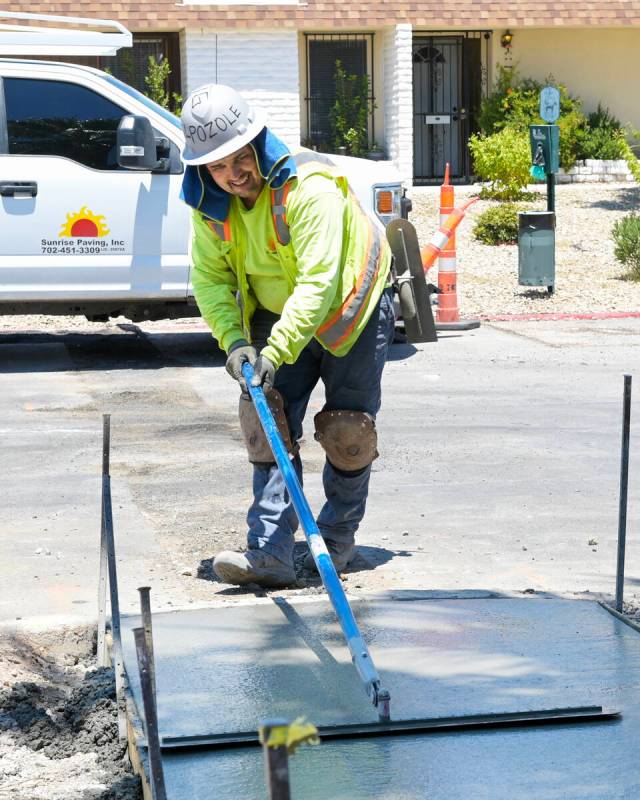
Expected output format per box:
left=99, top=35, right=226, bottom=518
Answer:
left=4, top=78, right=126, bottom=171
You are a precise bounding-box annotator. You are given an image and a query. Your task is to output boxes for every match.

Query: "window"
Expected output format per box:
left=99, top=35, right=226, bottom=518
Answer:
left=305, top=33, right=374, bottom=151
left=108, top=34, right=181, bottom=98
left=5, top=78, right=126, bottom=170
left=22, top=33, right=182, bottom=105
left=413, top=45, right=446, bottom=65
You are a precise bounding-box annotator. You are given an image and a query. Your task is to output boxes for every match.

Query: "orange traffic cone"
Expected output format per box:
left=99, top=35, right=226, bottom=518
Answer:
left=437, top=164, right=458, bottom=323
left=420, top=196, right=478, bottom=269
left=420, top=165, right=481, bottom=331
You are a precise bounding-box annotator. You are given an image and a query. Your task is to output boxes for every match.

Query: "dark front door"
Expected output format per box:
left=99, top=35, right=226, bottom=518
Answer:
left=412, top=35, right=482, bottom=184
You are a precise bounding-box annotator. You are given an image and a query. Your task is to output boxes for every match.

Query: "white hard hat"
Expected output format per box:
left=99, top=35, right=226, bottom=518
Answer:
left=180, top=84, right=267, bottom=165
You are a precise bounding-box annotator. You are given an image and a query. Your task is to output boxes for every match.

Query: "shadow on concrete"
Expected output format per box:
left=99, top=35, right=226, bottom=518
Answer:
left=587, top=186, right=640, bottom=211
left=386, top=342, right=419, bottom=361
left=574, top=571, right=640, bottom=592
left=353, top=544, right=410, bottom=571
left=196, top=542, right=404, bottom=595
left=0, top=329, right=225, bottom=373
left=1, top=328, right=424, bottom=372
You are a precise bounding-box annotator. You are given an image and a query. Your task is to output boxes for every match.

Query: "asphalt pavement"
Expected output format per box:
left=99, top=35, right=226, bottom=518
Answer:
left=1, top=318, right=638, bottom=627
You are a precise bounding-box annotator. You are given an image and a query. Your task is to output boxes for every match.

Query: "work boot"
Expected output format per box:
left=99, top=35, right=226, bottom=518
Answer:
left=213, top=549, right=296, bottom=588
left=303, top=539, right=356, bottom=574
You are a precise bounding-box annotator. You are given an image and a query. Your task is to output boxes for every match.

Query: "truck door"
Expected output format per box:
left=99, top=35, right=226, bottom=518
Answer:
left=0, top=75, right=189, bottom=302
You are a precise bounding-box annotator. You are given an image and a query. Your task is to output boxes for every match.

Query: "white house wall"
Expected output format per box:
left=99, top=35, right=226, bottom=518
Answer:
left=382, top=24, right=413, bottom=186
left=181, top=29, right=301, bottom=148
left=182, top=29, right=218, bottom=89
left=495, top=28, right=640, bottom=131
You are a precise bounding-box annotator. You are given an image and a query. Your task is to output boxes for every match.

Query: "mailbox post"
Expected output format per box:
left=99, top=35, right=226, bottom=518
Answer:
left=519, top=87, right=561, bottom=294
left=530, top=124, right=560, bottom=212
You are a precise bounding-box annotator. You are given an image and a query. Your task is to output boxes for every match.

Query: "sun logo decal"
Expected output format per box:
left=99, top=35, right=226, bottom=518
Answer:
left=59, top=206, right=110, bottom=238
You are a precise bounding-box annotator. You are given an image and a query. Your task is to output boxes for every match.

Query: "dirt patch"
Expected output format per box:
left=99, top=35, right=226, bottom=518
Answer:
left=0, top=627, right=141, bottom=800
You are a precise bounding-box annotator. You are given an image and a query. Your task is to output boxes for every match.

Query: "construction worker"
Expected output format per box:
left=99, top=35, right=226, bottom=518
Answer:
left=180, top=84, right=394, bottom=588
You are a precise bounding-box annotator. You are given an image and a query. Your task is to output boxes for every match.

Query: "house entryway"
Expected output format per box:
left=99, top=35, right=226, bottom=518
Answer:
left=412, top=32, right=489, bottom=184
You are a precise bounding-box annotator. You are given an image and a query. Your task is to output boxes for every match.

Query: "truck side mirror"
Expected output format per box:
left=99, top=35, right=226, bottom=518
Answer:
left=117, top=115, right=167, bottom=171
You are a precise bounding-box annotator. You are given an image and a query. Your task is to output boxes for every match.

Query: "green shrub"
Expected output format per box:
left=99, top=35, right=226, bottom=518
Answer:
left=581, top=108, right=640, bottom=178
left=621, top=140, right=640, bottom=182
left=476, top=66, right=520, bottom=135
left=144, top=56, right=182, bottom=115
left=478, top=70, right=640, bottom=178
left=577, top=106, right=640, bottom=178
left=556, top=110, right=588, bottom=170
left=576, top=104, right=626, bottom=160
left=587, top=104, right=622, bottom=133
left=329, top=60, right=374, bottom=156
left=580, top=127, right=628, bottom=160
left=468, top=127, right=531, bottom=200
left=612, top=212, right=640, bottom=280
left=473, top=203, right=521, bottom=245
left=477, top=66, right=586, bottom=169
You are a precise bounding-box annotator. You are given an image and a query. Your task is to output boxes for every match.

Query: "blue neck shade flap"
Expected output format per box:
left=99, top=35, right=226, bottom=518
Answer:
left=180, top=127, right=297, bottom=222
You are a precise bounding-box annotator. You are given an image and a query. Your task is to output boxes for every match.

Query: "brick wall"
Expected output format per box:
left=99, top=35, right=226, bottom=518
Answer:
left=382, top=24, right=413, bottom=187
left=556, top=160, right=635, bottom=184
left=181, top=29, right=301, bottom=147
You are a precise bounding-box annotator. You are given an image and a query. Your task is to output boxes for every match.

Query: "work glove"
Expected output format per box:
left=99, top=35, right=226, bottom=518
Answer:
left=225, top=340, right=257, bottom=394
left=251, top=354, right=277, bottom=391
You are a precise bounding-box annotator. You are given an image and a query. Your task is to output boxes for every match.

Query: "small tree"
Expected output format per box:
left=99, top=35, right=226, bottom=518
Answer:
left=468, top=127, right=532, bottom=200
left=144, top=55, right=182, bottom=115
left=328, top=60, right=374, bottom=156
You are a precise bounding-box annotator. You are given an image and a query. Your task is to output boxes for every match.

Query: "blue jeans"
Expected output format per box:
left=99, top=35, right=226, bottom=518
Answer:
left=246, top=288, right=395, bottom=563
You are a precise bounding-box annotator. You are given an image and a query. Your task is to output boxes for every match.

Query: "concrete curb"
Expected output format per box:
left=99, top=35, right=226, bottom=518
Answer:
left=483, top=311, right=640, bottom=322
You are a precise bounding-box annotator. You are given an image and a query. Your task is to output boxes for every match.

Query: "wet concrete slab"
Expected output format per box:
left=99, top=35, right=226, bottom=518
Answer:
left=122, top=596, right=640, bottom=798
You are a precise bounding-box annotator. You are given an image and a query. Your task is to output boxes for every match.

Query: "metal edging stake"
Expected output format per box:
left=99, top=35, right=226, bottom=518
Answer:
left=261, top=719, right=291, bottom=800
left=104, top=473, right=127, bottom=740
left=97, top=413, right=110, bottom=667
left=138, top=587, right=156, bottom=700
left=615, top=374, right=633, bottom=613
left=134, top=627, right=168, bottom=800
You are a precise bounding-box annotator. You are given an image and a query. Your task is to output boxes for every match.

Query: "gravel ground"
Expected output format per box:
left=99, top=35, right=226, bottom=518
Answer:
left=0, top=627, right=141, bottom=800
left=410, top=182, right=640, bottom=318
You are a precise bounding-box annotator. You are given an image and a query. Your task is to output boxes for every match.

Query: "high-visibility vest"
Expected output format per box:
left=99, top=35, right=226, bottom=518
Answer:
left=203, top=150, right=388, bottom=354
left=205, top=151, right=336, bottom=246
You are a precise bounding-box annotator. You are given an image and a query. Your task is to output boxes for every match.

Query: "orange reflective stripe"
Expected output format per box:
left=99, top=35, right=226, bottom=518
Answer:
left=271, top=150, right=332, bottom=246
left=206, top=218, right=231, bottom=241
left=317, top=221, right=383, bottom=350
left=271, top=182, right=293, bottom=246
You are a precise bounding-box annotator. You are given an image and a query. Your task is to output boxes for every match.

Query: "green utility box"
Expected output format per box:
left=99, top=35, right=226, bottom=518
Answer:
left=518, top=211, right=555, bottom=293
left=529, top=125, right=560, bottom=174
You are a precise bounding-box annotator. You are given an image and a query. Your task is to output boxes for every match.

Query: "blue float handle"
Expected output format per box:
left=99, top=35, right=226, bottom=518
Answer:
left=242, top=363, right=390, bottom=720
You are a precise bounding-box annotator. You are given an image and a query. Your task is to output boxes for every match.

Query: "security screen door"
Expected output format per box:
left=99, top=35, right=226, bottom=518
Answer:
left=412, top=35, right=482, bottom=184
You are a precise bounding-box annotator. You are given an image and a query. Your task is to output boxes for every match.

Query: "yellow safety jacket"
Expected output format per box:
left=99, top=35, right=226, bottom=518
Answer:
left=190, top=149, right=391, bottom=369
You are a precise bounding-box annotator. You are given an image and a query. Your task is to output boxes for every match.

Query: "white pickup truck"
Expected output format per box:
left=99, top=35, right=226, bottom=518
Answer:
left=0, top=19, right=410, bottom=322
